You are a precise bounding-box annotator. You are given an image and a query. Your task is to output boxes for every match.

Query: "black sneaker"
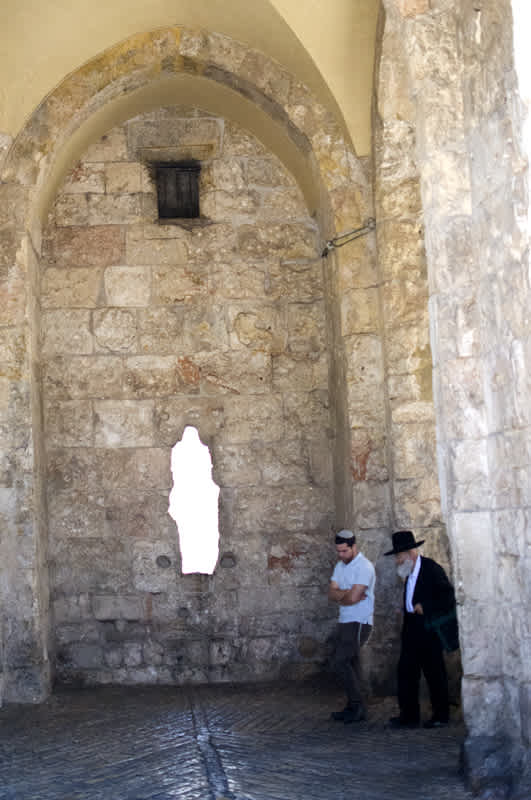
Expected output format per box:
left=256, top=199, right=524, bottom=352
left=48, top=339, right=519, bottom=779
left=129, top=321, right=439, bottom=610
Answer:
left=343, top=706, right=367, bottom=724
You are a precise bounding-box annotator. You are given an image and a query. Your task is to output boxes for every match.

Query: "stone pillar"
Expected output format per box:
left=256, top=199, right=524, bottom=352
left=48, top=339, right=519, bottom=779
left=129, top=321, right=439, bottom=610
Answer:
left=379, top=0, right=531, bottom=791
left=0, top=174, right=51, bottom=704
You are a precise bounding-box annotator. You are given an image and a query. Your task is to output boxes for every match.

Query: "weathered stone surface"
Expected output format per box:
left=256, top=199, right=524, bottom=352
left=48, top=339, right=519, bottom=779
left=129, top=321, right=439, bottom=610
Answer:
left=93, top=400, right=154, bottom=447
left=104, top=266, right=151, bottom=307
left=41, top=310, right=93, bottom=355
left=43, top=226, right=125, bottom=268
left=41, top=267, right=104, bottom=309
left=93, top=308, right=137, bottom=353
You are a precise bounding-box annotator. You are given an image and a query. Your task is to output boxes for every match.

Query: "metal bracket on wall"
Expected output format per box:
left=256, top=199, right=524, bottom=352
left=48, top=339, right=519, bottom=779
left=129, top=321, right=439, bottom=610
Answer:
left=321, top=218, right=376, bottom=257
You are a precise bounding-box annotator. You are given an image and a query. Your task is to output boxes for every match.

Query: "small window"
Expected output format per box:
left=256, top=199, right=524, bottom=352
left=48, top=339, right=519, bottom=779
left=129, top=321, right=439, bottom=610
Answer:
left=155, top=161, right=201, bottom=219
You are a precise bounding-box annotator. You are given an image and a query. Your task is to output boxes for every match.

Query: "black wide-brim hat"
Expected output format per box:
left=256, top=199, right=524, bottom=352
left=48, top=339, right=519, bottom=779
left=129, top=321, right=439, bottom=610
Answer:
left=384, top=530, right=425, bottom=556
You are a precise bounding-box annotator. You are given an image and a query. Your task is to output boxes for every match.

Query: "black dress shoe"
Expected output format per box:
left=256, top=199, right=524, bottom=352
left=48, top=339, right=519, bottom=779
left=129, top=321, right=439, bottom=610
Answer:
left=423, top=718, right=449, bottom=728
left=331, top=705, right=366, bottom=723
left=387, top=715, right=420, bottom=729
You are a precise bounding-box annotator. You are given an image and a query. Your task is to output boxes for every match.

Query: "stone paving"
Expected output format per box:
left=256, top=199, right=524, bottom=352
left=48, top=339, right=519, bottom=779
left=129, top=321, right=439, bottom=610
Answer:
left=0, top=679, right=474, bottom=800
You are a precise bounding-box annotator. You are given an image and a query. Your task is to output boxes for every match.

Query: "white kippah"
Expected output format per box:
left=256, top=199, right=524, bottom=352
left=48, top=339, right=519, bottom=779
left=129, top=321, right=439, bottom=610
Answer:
left=336, top=529, right=354, bottom=540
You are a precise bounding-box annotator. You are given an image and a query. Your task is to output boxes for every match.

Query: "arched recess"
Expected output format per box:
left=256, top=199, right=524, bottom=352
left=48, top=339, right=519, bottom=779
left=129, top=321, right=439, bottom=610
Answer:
left=0, top=26, right=382, bottom=701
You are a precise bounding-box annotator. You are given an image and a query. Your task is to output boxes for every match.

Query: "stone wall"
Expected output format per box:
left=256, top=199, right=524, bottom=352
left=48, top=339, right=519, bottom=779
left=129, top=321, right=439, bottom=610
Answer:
left=42, top=107, right=338, bottom=685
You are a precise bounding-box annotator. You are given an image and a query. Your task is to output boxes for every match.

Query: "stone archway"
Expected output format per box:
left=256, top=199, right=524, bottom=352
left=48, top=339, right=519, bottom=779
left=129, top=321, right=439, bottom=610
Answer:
left=0, top=27, right=386, bottom=703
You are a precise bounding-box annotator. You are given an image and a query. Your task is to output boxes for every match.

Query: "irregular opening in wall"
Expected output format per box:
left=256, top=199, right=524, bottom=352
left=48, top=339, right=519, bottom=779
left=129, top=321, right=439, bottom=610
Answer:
left=168, top=426, right=220, bottom=574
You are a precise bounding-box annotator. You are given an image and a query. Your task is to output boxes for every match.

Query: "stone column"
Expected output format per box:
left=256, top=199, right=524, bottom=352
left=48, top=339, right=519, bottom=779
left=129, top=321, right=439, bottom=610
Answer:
left=380, top=0, right=531, bottom=791
left=0, top=170, right=51, bottom=703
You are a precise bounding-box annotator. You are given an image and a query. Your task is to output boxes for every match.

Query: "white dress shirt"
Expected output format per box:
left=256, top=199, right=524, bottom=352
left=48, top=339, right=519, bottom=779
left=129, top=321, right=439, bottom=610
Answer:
left=405, top=555, right=422, bottom=613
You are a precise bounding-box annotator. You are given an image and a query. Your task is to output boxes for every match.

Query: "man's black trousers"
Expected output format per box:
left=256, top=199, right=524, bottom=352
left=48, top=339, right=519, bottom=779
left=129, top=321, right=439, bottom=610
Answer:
left=398, top=613, right=449, bottom=723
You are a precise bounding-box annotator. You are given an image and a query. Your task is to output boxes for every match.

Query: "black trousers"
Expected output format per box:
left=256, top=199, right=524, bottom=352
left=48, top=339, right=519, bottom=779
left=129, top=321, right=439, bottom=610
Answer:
left=398, top=613, right=448, bottom=723
left=331, top=621, right=372, bottom=710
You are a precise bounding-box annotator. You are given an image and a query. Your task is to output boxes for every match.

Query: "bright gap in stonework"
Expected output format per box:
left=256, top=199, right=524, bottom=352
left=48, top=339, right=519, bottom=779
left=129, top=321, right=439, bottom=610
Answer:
left=168, top=426, right=220, bottom=574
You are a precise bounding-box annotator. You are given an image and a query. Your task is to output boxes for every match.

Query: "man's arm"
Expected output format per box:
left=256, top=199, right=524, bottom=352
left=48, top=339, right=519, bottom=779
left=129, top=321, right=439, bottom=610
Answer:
left=329, top=580, right=367, bottom=606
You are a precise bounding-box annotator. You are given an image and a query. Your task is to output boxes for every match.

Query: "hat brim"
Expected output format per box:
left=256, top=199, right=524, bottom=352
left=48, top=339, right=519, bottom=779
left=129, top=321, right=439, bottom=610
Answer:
left=384, top=539, right=425, bottom=556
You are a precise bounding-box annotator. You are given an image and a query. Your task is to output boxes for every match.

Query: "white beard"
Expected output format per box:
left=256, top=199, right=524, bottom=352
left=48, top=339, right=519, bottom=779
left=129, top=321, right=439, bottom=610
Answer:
left=397, top=560, right=413, bottom=581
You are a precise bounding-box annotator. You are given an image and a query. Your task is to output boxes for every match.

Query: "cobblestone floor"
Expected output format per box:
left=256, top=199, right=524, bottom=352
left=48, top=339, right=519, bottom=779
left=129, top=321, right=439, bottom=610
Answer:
left=0, top=679, right=473, bottom=800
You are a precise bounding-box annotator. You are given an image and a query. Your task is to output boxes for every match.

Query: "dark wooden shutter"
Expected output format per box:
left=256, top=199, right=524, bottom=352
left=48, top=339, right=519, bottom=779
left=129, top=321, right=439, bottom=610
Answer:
left=156, top=162, right=200, bottom=219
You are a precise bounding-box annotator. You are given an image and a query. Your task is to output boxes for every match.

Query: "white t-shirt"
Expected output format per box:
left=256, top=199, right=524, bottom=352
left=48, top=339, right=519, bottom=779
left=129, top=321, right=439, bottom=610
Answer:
left=331, top=552, right=376, bottom=625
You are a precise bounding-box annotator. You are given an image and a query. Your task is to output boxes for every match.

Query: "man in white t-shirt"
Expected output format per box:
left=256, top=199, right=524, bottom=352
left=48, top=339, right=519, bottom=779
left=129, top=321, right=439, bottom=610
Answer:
left=328, top=529, right=376, bottom=723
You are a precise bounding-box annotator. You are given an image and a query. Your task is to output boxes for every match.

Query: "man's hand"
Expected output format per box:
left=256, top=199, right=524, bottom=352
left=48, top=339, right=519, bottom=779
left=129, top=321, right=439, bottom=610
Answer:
left=414, top=603, right=424, bottom=615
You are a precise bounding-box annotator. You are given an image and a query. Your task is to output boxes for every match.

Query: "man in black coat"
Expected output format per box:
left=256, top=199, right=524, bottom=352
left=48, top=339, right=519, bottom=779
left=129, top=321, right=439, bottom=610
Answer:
left=384, top=530, right=458, bottom=729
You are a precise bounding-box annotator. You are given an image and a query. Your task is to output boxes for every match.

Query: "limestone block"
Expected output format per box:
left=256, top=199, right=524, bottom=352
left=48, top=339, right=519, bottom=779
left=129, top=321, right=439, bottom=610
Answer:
left=201, top=189, right=260, bottom=221
left=126, top=226, right=187, bottom=265
left=84, top=128, right=127, bottom=162
left=55, top=195, right=89, bottom=226
left=282, top=390, right=330, bottom=433
left=452, top=511, right=494, bottom=603
left=197, top=350, right=272, bottom=395
left=246, top=158, right=295, bottom=188
left=203, top=158, right=245, bottom=193
left=227, top=303, right=285, bottom=354
left=143, top=640, right=164, bottom=666
left=94, top=400, right=154, bottom=447
left=69, top=644, right=104, bottom=669
left=461, top=676, right=505, bottom=739
left=272, top=352, right=328, bottom=392
left=104, top=266, right=151, bottom=306
left=232, top=484, right=333, bottom=535
left=492, top=508, right=527, bottom=557
left=41, top=266, right=104, bottom=309
left=421, top=151, right=471, bottom=217
left=340, top=288, right=380, bottom=336
left=44, top=399, right=93, bottom=447
left=43, top=356, right=123, bottom=400
left=436, top=358, right=488, bottom=440
left=386, top=320, right=431, bottom=377
left=458, top=602, right=501, bottom=678
left=449, top=438, right=490, bottom=511
left=391, top=399, right=435, bottom=425
left=44, top=225, right=125, bottom=268
left=0, top=326, right=27, bottom=369
left=88, top=194, right=143, bottom=226
left=393, top=476, right=442, bottom=527
left=510, top=338, right=531, bottom=428
left=382, top=275, right=428, bottom=327
left=219, top=394, right=284, bottom=444
left=47, top=490, right=106, bottom=539
left=152, top=264, right=208, bottom=304
left=122, top=643, right=143, bottom=668
left=91, top=595, right=145, bottom=621
left=42, top=310, right=93, bottom=355
left=132, top=541, right=177, bottom=592
left=52, top=594, right=91, bottom=624
left=376, top=220, right=426, bottom=283
left=222, top=121, right=267, bottom=157
left=267, top=258, right=325, bottom=303
left=240, top=49, right=292, bottom=105
left=104, top=489, right=173, bottom=540
left=424, top=215, right=480, bottom=293
left=237, top=223, right=317, bottom=260
left=104, top=647, right=123, bottom=668
left=392, top=421, right=437, bottom=479
left=105, top=163, right=143, bottom=193
left=352, top=481, right=391, bottom=529
left=93, top=308, right=137, bottom=353
left=51, top=539, right=131, bottom=593
left=287, top=301, right=326, bottom=360
left=259, top=438, right=311, bottom=487
left=154, top=397, right=225, bottom=446
left=63, top=163, right=105, bottom=194
left=205, top=31, right=249, bottom=73
left=137, top=306, right=186, bottom=355
left=123, top=355, right=185, bottom=399
left=209, top=260, right=269, bottom=300
left=186, top=223, right=237, bottom=264
left=397, top=0, right=430, bottom=16
left=56, top=622, right=101, bottom=645
left=127, top=118, right=222, bottom=159
left=350, top=428, right=389, bottom=482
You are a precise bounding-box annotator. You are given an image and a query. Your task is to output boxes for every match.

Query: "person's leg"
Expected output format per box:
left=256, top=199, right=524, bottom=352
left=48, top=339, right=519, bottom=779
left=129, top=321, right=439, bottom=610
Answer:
left=421, top=631, right=449, bottom=724
left=331, top=622, right=364, bottom=719
left=396, top=619, right=422, bottom=724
